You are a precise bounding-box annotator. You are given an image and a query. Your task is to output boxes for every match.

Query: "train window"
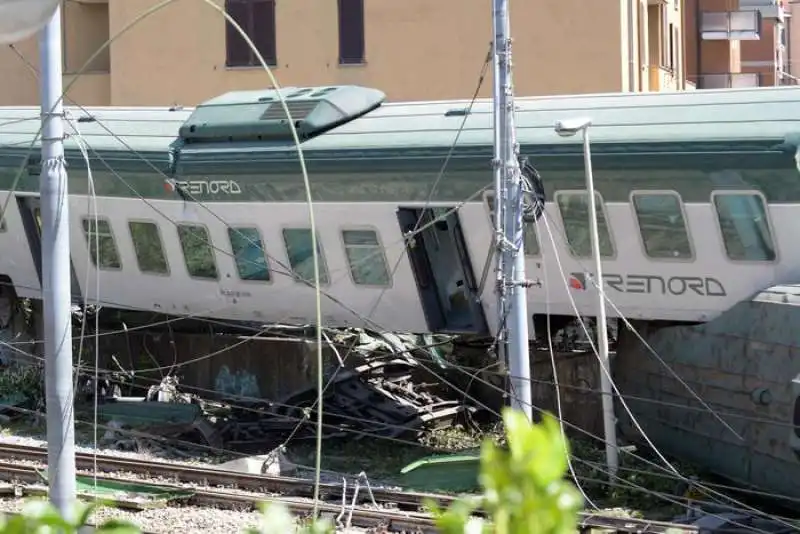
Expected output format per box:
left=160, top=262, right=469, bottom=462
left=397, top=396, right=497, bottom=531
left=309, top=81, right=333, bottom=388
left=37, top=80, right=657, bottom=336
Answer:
left=556, top=191, right=614, bottom=258
left=712, top=193, right=776, bottom=262
left=484, top=193, right=540, bottom=256
left=128, top=221, right=169, bottom=274
left=81, top=217, right=121, bottom=270
left=282, top=228, right=330, bottom=285
left=341, top=229, right=391, bottom=286
left=632, top=192, right=692, bottom=259
left=228, top=227, right=271, bottom=282
left=0, top=206, right=6, bottom=232
left=177, top=224, right=218, bottom=279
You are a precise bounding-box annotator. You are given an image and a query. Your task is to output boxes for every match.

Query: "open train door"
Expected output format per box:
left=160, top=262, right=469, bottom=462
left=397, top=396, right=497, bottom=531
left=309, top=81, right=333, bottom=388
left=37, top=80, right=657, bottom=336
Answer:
left=16, top=196, right=83, bottom=302
left=792, top=373, right=800, bottom=460
left=397, top=207, right=488, bottom=335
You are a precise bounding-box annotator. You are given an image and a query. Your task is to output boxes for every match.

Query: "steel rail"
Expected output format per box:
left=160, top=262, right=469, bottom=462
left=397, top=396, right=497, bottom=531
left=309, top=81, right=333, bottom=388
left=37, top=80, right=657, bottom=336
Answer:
left=0, top=461, right=437, bottom=532
left=0, top=442, right=699, bottom=533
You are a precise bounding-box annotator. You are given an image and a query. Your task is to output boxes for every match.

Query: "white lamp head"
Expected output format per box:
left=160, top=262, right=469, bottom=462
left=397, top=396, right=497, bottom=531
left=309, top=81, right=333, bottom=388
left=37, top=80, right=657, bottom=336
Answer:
left=0, top=0, right=60, bottom=45
left=554, top=117, right=593, bottom=138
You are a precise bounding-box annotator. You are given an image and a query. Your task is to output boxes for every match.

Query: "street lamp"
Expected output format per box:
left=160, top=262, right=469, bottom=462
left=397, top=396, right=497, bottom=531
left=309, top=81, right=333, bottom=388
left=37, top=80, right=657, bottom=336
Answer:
left=554, top=117, right=619, bottom=478
left=0, top=0, right=60, bottom=44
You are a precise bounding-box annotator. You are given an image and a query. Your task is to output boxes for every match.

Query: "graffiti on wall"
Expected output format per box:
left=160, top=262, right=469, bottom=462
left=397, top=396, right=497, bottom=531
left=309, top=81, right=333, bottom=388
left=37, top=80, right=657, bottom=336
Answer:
left=214, top=365, right=261, bottom=399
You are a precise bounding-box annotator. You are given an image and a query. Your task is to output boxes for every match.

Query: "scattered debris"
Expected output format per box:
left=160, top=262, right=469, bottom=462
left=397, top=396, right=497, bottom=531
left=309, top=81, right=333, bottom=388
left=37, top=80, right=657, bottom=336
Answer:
left=217, top=330, right=473, bottom=453
left=212, top=446, right=296, bottom=476
left=400, top=453, right=481, bottom=493
left=672, top=508, right=799, bottom=534
left=29, top=471, right=193, bottom=511
left=0, top=364, right=44, bottom=419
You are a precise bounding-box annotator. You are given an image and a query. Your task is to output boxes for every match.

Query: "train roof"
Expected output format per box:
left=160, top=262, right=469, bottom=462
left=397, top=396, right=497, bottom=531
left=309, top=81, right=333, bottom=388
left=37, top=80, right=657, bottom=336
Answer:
left=303, top=85, right=800, bottom=153
left=1, top=85, right=799, bottom=165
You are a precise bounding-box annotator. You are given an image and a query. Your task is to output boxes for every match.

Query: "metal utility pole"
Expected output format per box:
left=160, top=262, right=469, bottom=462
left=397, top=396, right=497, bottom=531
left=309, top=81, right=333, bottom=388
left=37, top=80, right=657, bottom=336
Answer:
left=581, top=129, right=619, bottom=478
left=554, top=118, right=619, bottom=477
left=492, top=0, right=532, bottom=420
left=40, top=6, right=77, bottom=516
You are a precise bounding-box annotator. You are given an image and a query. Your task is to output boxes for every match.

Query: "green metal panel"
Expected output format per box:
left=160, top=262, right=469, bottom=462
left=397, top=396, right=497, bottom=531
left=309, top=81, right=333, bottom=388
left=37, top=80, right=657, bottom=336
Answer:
left=177, top=85, right=386, bottom=144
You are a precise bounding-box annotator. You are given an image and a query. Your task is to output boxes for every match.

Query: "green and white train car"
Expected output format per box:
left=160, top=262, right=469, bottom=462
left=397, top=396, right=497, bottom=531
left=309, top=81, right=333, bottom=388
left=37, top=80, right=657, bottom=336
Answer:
left=4, top=85, right=800, bottom=502
left=0, top=84, right=796, bottom=335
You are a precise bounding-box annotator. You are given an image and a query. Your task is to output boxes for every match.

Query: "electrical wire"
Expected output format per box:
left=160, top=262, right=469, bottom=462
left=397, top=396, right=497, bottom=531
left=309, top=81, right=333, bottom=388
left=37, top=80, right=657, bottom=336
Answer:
left=0, top=4, right=789, bottom=526
left=0, top=323, right=791, bottom=530
left=534, top=213, right=798, bottom=531
left=365, top=43, right=493, bottom=321
left=1, top=0, right=328, bottom=512
left=538, top=208, right=744, bottom=442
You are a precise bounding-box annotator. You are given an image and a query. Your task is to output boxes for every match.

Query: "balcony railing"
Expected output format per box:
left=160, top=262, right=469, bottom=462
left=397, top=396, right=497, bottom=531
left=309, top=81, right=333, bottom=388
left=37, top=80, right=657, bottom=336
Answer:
left=649, top=66, right=679, bottom=91
left=737, top=0, right=786, bottom=20
left=701, top=10, right=761, bottom=40
left=698, top=73, right=761, bottom=89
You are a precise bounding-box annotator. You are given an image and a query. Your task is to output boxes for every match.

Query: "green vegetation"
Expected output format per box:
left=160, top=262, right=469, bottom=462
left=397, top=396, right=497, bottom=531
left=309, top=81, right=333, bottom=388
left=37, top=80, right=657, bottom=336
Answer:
left=428, top=409, right=581, bottom=534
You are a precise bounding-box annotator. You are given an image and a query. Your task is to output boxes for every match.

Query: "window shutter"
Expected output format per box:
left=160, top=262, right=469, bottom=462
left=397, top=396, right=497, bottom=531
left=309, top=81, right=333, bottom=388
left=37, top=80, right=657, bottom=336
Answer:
left=251, top=0, right=277, bottom=66
left=338, top=0, right=364, bottom=64
left=225, top=0, right=251, bottom=67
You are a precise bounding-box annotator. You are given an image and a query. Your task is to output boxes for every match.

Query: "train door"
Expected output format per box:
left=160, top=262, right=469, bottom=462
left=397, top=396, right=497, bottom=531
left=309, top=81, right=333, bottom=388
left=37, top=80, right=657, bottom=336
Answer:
left=16, top=196, right=83, bottom=302
left=397, top=207, right=488, bottom=335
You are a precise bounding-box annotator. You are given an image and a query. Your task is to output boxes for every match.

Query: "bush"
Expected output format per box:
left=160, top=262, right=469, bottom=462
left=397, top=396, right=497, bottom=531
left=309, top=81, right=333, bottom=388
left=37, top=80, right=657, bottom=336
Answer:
left=429, top=408, right=582, bottom=534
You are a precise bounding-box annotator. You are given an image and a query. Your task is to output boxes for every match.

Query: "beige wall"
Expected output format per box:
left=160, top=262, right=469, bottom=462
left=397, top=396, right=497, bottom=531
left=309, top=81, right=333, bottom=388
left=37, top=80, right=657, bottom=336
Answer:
left=0, top=0, right=656, bottom=107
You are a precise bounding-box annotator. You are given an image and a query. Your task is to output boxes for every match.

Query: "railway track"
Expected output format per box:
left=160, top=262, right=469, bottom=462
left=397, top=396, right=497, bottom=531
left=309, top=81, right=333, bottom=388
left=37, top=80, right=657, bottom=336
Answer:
left=0, top=442, right=698, bottom=533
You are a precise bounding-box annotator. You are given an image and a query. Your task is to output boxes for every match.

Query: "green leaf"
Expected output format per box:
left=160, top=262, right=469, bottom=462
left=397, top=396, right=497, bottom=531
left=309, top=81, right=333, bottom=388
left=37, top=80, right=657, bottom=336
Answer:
left=19, top=500, right=72, bottom=531
left=74, top=501, right=96, bottom=528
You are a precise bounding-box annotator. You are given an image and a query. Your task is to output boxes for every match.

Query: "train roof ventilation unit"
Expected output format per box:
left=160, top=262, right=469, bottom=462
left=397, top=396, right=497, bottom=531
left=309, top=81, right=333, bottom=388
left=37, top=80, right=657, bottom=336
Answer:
left=178, top=85, right=386, bottom=144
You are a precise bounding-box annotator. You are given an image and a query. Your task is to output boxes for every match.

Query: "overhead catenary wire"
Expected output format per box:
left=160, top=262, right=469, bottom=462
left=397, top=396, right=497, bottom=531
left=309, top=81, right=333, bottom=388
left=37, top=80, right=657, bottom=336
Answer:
left=0, top=330, right=788, bottom=526
left=3, top=403, right=780, bottom=534
left=539, top=209, right=743, bottom=442
left=365, top=44, right=493, bottom=321
left=534, top=214, right=798, bottom=531
left=64, top=114, right=103, bottom=496
left=3, top=0, right=326, bottom=513
left=0, top=4, right=785, bottom=526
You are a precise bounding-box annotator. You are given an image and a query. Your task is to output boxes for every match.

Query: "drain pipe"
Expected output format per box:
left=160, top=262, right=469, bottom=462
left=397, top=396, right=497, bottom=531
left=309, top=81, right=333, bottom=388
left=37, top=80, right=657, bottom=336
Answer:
left=628, top=0, right=637, bottom=91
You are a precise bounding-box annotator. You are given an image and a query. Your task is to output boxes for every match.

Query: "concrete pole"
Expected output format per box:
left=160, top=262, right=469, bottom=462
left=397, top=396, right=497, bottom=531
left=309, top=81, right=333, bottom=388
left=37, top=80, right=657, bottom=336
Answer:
left=581, top=129, right=619, bottom=477
left=492, top=0, right=532, bottom=420
left=39, top=6, right=77, bottom=516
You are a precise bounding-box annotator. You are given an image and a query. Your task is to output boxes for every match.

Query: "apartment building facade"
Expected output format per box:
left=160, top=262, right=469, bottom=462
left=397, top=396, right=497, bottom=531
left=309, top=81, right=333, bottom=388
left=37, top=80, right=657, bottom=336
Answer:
left=684, top=0, right=792, bottom=88
left=0, top=0, right=689, bottom=107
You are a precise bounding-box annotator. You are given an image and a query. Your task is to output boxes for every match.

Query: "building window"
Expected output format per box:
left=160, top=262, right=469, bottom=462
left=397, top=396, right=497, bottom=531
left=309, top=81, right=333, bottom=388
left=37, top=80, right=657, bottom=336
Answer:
left=556, top=192, right=615, bottom=258
left=282, top=228, right=330, bottom=285
left=62, top=1, right=110, bottom=73
left=668, top=23, right=675, bottom=71
left=228, top=227, right=271, bottom=282
left=342, top=229, right=390, bottom=286
left=225, top=0, right=277, bottom=67
left=177, top=224, right=218, bottom=279
left=713, top=193, right=776, bottom=262
left=82, top=217, right=121, bottom=270
left=484, top=194, right=540, bottom=256
left=632, top=193, right=692, bottom=259
left=338, top=0, right=365, bottom=65
left=673, top=25, right=680, bottom=76
left=660, top=4, right=669, bottom=67
left=129, top=221, right=169, bottom=274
